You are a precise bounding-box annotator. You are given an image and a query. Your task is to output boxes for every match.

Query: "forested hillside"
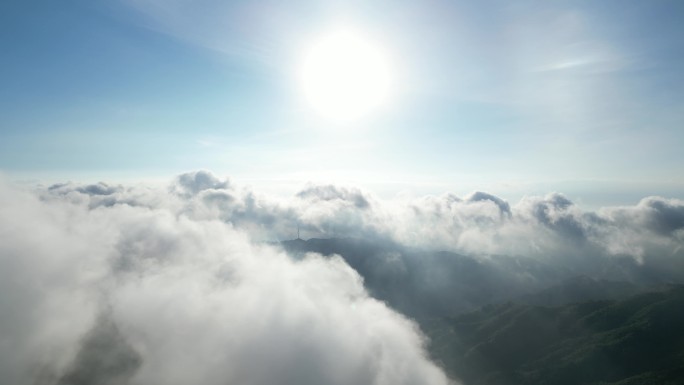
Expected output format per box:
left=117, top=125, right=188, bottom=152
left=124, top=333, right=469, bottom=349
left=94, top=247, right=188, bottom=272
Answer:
left=425, top=287, right=684, bottom=385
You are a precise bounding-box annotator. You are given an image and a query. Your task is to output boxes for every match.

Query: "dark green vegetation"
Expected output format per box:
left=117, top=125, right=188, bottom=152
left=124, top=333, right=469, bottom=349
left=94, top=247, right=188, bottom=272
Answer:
left=281, top=238, right=684, bottom=385
left=424, top=287, right=684, bottom=385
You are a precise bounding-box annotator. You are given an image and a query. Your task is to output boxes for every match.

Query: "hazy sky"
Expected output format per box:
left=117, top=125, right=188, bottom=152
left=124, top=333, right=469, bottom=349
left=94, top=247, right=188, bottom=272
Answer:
left=1, top=0, right=683, bottom=205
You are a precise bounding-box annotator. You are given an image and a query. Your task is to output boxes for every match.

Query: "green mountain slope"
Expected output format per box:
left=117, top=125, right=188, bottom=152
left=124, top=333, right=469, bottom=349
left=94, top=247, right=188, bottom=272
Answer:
left=424, top=287, right=684, bottom=385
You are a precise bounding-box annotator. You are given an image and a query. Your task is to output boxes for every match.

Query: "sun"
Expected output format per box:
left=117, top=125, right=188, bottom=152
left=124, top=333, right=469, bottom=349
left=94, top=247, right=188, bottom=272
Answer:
left=299, top=28, right=392, bottom=122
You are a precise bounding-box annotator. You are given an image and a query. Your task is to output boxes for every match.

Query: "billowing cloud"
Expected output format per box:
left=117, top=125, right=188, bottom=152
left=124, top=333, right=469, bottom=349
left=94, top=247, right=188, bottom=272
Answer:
left=297, top=184, right=372, bottom=209
left=466, top=191, right=511, bottom=218
left=171, top=169, right=232, bottom=197
left=0, top=176, right=453, bottom=385
left=40, top=171, right=684, bottom=267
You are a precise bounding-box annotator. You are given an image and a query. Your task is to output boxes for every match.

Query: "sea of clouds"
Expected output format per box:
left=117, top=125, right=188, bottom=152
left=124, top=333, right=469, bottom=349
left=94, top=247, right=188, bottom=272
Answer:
left=1, top=170, right=683, bottom=385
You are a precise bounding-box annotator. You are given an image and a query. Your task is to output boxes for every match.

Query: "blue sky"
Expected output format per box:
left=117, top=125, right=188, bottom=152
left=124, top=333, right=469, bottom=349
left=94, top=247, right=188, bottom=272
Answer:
left=1, top=0, right=683, bottom=206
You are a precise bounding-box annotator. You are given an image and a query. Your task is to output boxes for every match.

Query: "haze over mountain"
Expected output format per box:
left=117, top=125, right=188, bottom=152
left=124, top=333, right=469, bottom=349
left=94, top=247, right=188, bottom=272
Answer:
left=280, top=237, right=674, bottom=318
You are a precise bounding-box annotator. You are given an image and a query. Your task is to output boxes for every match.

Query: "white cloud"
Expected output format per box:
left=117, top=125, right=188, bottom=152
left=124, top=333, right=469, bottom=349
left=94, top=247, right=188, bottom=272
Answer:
left=0, top=176, right=453, bottom=385
left=42, top=171, right=684, bottom=264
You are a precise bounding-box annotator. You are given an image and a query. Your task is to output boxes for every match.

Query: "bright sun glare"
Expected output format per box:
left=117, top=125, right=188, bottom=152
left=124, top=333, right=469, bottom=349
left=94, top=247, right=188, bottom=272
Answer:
left=299, top=28, right=392, bottom=122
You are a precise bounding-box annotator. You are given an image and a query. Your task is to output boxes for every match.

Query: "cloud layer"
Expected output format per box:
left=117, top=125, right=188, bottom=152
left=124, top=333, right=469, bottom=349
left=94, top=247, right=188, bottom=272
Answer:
left=0, top=173, right=451, bottom=385
left=2, top=170, right=683, bottom=384
left=41, top=170, right=684, bottom=283
left=162, top=171, right=682, bottom=267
